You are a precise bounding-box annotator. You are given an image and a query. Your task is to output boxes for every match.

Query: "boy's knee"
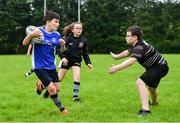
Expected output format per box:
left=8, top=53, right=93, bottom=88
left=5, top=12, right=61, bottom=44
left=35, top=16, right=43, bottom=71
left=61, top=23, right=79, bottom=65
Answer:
left=136, top=79, right=141, bottom=85
left=55, top=83, right=61, bottom=92
left=48, top=85, right=57, bottom=95
left=136, top=78, right=145, bottom=86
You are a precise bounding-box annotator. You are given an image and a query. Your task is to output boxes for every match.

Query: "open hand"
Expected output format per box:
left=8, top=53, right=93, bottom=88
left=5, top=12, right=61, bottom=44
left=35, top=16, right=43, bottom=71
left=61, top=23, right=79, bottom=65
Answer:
left=109, top=64, right=118, bottom=74
left=110, top=51, right=117, bottom=60
left=59, top=38, right=66, bottom=45
left=62, top=58, right=68, bottom=66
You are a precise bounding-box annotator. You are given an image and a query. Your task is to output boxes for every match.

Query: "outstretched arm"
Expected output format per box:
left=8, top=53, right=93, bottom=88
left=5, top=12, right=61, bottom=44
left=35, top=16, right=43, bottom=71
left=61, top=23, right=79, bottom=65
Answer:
left=110, top=50, right=130, bottom=60
left=109, top=57, right=137, bottom=74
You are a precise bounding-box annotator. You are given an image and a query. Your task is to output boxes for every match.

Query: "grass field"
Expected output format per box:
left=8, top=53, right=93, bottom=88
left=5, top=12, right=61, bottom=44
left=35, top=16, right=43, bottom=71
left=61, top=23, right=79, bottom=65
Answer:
left=0, top=54, right=180, bottom=122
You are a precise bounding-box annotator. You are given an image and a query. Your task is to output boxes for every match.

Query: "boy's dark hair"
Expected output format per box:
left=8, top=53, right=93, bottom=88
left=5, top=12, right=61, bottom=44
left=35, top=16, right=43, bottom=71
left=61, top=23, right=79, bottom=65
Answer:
left=43, top=10, right=60, bottom=24
left=127, top=25, right=143, bottom=40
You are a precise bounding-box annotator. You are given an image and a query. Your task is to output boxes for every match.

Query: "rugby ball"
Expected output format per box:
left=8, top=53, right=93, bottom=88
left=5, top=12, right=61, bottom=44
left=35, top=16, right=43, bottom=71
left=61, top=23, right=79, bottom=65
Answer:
left=26, top=25, right=43, bottom=44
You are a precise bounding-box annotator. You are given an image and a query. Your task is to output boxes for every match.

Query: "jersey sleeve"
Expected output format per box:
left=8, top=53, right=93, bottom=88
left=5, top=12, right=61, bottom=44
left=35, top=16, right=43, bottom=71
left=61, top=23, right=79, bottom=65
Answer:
left=129, top=46, right=144, bottom=59
left=82, top=38, right=91, bottom=65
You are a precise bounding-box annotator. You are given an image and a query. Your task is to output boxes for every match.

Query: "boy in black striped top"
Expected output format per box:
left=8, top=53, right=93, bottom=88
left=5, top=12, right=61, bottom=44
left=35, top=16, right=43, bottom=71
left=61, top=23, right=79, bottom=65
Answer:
left=109, top=25, right=169, bottom=117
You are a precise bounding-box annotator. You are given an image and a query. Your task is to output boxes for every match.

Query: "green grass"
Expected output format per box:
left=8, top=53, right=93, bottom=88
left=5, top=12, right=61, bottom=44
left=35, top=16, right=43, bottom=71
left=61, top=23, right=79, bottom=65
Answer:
left=0, top=54, right=180, bottom=122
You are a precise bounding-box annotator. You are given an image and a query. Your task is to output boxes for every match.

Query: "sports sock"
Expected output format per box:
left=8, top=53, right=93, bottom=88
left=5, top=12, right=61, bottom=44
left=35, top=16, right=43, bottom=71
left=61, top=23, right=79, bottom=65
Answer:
left=25, top=69, right=34, bottom=77
left=73, top=81, right=80, bottom=98
left=50, top=93, right=64, bottom=111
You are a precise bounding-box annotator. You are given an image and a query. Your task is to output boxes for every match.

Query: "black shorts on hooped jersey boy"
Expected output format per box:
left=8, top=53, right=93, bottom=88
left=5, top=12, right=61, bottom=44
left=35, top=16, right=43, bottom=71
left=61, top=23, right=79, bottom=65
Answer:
left=128, top=40, right=169, bottom=88
left=140, top=64, right=169, bottom=88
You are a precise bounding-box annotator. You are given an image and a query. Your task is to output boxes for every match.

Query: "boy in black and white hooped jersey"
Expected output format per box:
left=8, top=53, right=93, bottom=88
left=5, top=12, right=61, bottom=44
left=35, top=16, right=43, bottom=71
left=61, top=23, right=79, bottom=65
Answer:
left=109, top=25, right=169, bottom=117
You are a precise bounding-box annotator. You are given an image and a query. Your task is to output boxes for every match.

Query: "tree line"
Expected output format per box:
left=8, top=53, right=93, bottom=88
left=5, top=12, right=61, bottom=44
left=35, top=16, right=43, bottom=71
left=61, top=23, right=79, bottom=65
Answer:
left=0, top=0, right=180, bottom=54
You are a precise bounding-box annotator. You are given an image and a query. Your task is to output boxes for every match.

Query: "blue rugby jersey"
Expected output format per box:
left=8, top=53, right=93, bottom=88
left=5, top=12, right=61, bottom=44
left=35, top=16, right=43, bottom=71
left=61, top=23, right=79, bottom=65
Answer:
left=32, top=26, right=61, bottom=70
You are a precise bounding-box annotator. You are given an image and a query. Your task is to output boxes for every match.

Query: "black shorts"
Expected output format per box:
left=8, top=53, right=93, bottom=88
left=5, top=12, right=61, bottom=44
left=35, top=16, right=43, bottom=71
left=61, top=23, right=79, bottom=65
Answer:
left=58, top=61, right=81, bottom=70
left=140, top=64, right=169, bottom=88
left=34, top=69, right=59, bottom=87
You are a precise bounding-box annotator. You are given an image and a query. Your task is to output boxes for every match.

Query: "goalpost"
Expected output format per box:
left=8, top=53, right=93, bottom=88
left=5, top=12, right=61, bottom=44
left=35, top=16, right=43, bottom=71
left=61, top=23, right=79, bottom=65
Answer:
left=44, top=0, right=46, bottom=16
left=78, top=0, right=81, bottom=22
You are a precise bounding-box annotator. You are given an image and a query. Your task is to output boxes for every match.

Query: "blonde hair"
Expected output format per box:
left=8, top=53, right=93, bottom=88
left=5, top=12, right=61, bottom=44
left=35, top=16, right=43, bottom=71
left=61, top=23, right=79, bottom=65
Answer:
left=63, top=22, right=83, bottom=36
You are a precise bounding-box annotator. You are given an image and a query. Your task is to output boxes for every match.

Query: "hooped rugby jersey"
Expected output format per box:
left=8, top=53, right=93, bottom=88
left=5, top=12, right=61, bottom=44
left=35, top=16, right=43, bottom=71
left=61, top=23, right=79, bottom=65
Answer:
left=128, top=40, right=167, bottom=69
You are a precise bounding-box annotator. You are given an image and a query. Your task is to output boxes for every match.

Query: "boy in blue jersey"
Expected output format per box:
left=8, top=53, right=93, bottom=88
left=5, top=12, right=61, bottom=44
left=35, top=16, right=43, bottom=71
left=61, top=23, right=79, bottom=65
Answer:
left=22, top=10, right=68, bottom=115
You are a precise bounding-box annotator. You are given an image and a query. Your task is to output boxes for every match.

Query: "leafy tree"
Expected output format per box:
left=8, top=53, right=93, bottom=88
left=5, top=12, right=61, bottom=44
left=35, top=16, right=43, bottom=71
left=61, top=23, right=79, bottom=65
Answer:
left=0, top=0, right=33, bottom=54
left=0, top=0, right=180, bottom=54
